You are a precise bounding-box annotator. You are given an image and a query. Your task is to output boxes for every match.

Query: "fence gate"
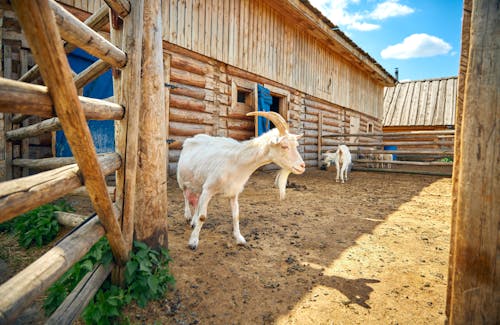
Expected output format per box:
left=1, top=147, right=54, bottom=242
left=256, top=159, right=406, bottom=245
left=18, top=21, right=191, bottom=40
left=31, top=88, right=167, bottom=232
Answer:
left=0, top=0, right=167, bottom=323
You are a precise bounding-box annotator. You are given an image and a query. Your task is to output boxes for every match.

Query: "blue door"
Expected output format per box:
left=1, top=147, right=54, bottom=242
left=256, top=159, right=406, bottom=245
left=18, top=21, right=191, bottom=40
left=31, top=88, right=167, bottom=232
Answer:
left=257, top=84, right=272, bottom=136
left=55, top=48, right=114, bottom=157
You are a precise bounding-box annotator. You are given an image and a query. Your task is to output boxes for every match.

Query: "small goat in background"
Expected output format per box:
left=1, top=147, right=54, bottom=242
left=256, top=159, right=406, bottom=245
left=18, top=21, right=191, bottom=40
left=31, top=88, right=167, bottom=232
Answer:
left=323, top=144, right=352, bottom=183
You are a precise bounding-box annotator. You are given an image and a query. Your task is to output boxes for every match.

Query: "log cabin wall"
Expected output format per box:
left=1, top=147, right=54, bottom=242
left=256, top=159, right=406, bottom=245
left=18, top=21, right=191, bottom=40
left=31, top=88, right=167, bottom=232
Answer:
left=162, top=0, right=390, bottom=119
left=0, top=7, right=52, bottom=181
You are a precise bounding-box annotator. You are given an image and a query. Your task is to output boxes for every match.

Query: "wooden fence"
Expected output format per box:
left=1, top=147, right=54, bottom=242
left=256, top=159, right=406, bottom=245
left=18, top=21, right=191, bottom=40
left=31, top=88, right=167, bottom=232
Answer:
left=0, top=0, right=166, bottom=323
left=319, top=129, right=454, bottom=176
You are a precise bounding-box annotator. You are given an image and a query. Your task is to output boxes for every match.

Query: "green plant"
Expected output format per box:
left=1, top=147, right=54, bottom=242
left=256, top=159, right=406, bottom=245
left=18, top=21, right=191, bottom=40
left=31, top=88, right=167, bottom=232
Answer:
left=440, top=157, right=453, bottom=162
left=43, top=237, right=113, bottom=315
left=44, top=238, right=174, bottom=324
left=0, top=201, right=74, bottom=248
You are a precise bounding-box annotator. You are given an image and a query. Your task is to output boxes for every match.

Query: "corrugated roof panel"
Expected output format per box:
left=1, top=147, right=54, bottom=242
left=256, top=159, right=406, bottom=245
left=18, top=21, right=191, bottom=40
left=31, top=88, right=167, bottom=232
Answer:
left=383, top=76, right=457, bottom=126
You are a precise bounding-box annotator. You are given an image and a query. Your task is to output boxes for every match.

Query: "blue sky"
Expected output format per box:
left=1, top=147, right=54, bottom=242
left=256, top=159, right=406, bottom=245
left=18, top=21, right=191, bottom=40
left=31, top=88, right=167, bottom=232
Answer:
left=309, top=0, right=463, bottom=81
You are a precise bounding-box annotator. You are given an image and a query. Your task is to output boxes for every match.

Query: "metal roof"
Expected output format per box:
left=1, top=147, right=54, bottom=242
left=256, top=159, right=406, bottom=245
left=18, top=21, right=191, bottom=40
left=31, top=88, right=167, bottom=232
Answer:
left=383, top=76, right=457, bottom=126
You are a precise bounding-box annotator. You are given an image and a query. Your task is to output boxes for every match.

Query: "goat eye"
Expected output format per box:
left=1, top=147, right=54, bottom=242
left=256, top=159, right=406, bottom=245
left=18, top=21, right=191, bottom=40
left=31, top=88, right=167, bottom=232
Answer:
left=281, top=145, right=289, bottom=150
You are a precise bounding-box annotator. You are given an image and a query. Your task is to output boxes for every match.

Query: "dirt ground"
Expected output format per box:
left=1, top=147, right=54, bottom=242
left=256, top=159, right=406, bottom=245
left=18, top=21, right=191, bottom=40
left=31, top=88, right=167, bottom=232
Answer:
left=1, top=168, right=452, bottom=324
left=128, top=168, right=452, bottom=325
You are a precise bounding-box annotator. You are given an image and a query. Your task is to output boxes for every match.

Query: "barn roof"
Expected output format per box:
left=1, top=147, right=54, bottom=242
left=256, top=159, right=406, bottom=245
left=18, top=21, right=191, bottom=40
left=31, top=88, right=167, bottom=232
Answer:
left=383, top=76, right=458, bottom=127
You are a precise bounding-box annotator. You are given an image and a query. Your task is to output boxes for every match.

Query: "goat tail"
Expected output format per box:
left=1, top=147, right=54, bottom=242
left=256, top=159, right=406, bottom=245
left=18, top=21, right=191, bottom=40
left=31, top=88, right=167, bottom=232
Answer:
left=275, top=168, right=292, bottom=200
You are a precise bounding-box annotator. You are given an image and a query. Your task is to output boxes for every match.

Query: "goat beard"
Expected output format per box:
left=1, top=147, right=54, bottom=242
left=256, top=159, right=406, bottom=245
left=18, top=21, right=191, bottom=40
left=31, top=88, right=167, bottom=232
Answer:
left=275, top=168, right=291, bottom=200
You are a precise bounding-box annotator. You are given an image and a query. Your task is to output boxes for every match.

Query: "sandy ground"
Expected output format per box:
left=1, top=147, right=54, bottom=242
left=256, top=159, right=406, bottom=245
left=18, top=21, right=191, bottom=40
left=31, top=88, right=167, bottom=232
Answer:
left=1, top=168, right=452, bottom=324
left=127, top=168, right=452, bottom=325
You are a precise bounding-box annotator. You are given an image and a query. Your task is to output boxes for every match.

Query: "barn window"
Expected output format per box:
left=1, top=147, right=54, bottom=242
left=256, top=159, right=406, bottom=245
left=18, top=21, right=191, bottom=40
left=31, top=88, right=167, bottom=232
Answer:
left=237, top=89, right=251, bottom=103
left=367, top=122, right=374, bottom=133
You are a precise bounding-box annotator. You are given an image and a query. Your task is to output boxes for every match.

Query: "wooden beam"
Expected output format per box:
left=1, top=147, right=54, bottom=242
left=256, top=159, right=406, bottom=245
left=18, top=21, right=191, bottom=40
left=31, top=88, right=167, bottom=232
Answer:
left=448, top=0, right=500, bottom=323
left=351, top=167, right=452, bottom=177
left=446, top=0, right=472, bottom=318
left=134, top=0, right=168, bottom=249
left=0, top=153, right=120, bottom=224
left=46, top=263, right=113, bottom=324
left=0, top=215, right=105, bottom=323
left=113, top=0, right=144, bottom=254
left=74, top=59, right=111, bottom=90
left=18, top=5, right=110, bottom=84
left=12, top=0, right=128, bottom=265
left=48, top=0, right=127, bottom=68
left=0, top=78, right=124, bottom=120
left=12, top=156, right=76, bottom=170
left=103, top=0, right=131, bottom=18
left=353, top=159, right=453, bottom=166
left=322, top=130, right=455, bottom=138
left=6, top=117, right=61, bottom=141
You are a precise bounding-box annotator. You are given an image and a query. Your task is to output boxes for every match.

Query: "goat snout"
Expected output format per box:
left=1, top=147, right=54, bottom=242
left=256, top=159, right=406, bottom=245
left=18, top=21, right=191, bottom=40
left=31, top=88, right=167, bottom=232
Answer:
left=292, top=162, right=306, bottom=174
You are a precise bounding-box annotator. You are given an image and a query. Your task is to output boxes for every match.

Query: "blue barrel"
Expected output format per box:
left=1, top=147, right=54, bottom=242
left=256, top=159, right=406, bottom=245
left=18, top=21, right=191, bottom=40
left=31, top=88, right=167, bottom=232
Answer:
left=384, top=145, right=397, bottom=160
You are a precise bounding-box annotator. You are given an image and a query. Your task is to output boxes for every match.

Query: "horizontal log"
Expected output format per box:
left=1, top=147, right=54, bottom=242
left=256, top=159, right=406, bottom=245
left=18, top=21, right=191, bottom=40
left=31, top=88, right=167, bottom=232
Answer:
left=74, top=59, right=111, bottom=90
left=323, top=130, right=455, bottom=138
left=0, top=78, right=124, bottom=120
left=47, top=261, right=113, bottom=323
left=169, top=107, right=213, bottom=125
left=353, top=159, right=453, bottom=166
left=0, top=215, right=105, bottom=324
left=12, top=156, right=77, bottom=170
left=46, top=262, right=113, bottom=324
left=55, top=211, right=87, bottom=227
left=323, top=140, right=454, bottom=147
left=0, top=152, right=121, bottom=224
left=351, top=166, right=452, bottom=177
left=170, top=68, right=206, bottom=88
left=170, top=84, right=206, bottom=100
left=169, top=121, right=212, bottom=137
left=49, top=0, right=126, bottom=68
left=103, top=0, right=130, bottom=18
left=6, top=117, right=61, bottom=141
left=18, top=5, right=110, bottom=84
left=170, top=94, right=206, bottom=112
left=170, top=55, right=208, bottom=76
left=352, top=149, right=454, bottom=155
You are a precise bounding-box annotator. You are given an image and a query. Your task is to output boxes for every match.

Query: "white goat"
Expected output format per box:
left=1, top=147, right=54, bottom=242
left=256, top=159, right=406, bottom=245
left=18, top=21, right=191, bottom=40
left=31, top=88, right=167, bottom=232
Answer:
left=323, top=145, right=352, bottom=183
left=177, top=111, right=305, bottom=249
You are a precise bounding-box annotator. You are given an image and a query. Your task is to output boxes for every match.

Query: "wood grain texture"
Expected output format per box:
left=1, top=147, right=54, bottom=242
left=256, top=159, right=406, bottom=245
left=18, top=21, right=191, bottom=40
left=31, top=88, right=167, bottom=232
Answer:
left=12, top=0, right=128, bottom=263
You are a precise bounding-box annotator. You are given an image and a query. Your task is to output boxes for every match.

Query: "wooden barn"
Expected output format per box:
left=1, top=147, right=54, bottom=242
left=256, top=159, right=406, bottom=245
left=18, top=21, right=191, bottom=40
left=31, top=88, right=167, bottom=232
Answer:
left=0, top=0, right=396, bottom=181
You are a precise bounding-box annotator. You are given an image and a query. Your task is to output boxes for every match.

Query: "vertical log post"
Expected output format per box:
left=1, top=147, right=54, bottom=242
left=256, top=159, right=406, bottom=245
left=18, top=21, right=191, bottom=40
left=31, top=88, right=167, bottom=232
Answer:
left=447, top=0, right=500, bottom=323
left=134, top=0, right=168, bottom=248
left=317, top=112, right=323, bottom=167
left=446, top=0, right=472, bottom=318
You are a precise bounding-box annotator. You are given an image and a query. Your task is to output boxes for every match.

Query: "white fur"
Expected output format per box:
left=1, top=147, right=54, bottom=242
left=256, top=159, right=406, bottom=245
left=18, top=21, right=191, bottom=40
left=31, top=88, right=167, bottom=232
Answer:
left=177, top=128, right=305, bottom=249
left=323, top=145, right=352, bottom=183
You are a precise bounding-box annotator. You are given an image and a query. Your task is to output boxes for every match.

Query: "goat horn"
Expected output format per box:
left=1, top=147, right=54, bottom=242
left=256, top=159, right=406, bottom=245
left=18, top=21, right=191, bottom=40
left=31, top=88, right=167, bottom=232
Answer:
left=247, top=111, right=288, bottom=136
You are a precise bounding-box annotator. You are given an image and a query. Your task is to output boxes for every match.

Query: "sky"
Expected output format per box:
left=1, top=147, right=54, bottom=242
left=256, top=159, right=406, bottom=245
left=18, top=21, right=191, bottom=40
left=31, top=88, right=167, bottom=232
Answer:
left=308, top=0, right=464, bottom=81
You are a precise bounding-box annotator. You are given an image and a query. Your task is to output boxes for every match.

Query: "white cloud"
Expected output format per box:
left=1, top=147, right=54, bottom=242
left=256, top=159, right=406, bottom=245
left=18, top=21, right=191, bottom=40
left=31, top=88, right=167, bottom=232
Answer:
left=381, top=33, right=452, bottom=59
left=369, top=0, right=414, bottom=20
left=309, top=0, right=413, bottom=32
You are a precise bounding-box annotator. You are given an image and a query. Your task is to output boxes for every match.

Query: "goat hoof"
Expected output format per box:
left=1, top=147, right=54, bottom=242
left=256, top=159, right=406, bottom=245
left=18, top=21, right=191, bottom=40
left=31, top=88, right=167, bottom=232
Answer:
left=236, top=236, right=247, bottom=246
left=188, top=237, right=199, bottom=249
left=188, top=243, right=197, bottom=250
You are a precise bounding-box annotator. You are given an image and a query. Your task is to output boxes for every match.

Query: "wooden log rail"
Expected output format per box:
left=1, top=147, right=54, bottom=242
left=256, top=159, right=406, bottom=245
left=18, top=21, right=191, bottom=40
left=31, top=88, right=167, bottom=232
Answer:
left=74, top=59, right=111, bottom=90
left=6, top=117, right=61, bottom=141
left=3, top=0, right=128, bottom=264
left=0, top=214, right=105, bottom=324
left=46, top=262, right=114, bottom=324
left=12, top=156, right=77, bottom=171
left=0, top=78, right=124, bottom=120
left=351, top=167, right=452, bottom=177
left=18, top=5, right=110, bottom=84
left=0, top=152, right=120, bottom=224
left=351, top=149, right=454, bottom=155
left=48, top=0, right=127, bottom=68
left=322, top=130, right=455, bottom=137
left=324, top=140, right=454, bottom=147
left=353, top=159, right=453, bottom=166
left=104, top=0, right=131, bottom=18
